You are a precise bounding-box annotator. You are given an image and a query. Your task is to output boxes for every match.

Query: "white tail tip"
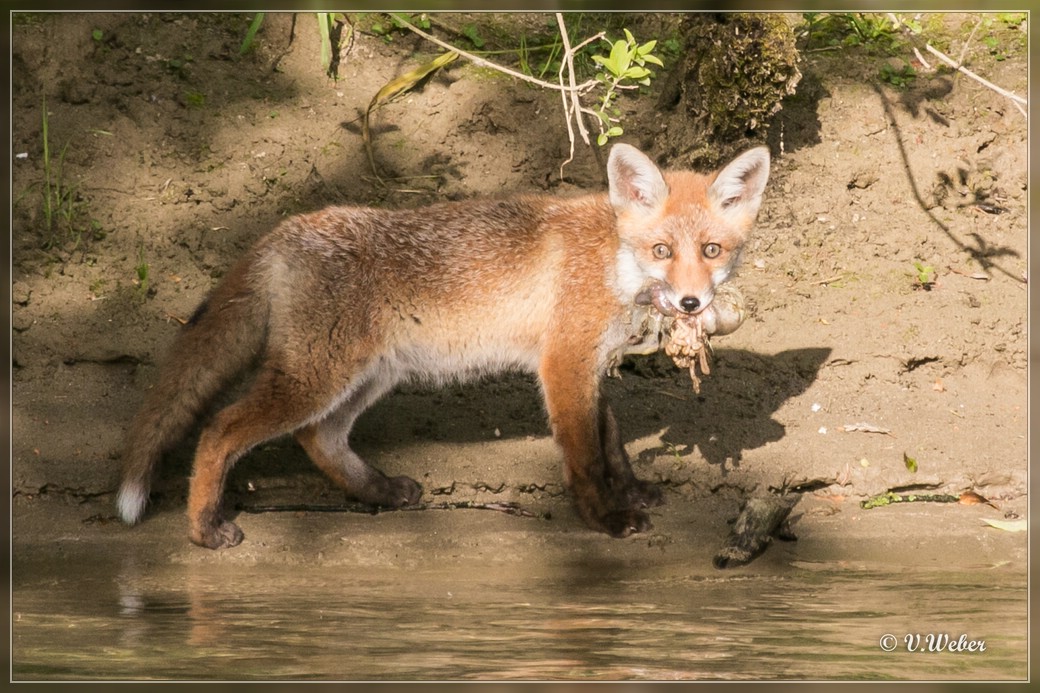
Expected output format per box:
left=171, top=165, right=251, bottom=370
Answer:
left=116, top=482, right=149, bottom=525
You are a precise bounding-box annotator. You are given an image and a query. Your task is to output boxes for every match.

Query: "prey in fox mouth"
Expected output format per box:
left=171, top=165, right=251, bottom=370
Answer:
left=628, top=281, right=747, bottom=392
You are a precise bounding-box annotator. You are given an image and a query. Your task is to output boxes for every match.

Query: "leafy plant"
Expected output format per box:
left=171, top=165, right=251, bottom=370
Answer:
left=997, top=12, right=1026, bottom=25
left=461, top=23, right=485, bottom=49
left=590, top=29, right=663, bottom=145
left=898, top=16, right=923, bottom=34
left=395, top=12, right=430, bottom=31
left=879, top=59, right=916, bottom=87
left=361, top=14, right=666, bottom=173
left=981, top=35, right=1003, bottom=60
left=659, top=36, right=682, bottom=58
left=801, top=12, right=905, bottom=54
left=912, top=261, right=936, bottom=290
left=846, top=13, right=899, bottom=47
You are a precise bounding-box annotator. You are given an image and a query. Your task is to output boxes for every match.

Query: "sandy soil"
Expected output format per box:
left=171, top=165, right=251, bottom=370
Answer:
left=10, top=12, right=1027, bottom=582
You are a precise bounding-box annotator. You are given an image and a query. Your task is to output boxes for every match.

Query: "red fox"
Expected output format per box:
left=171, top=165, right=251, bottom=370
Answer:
left=117, top=143, right=770, bottom=549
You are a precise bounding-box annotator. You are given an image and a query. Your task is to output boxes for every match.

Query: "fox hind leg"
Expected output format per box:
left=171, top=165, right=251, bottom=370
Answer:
left=295, top=371, right=422, bottom=508
left=186, top=366, right=345, bottom=549
left=187, top=402, right=280, bottom=549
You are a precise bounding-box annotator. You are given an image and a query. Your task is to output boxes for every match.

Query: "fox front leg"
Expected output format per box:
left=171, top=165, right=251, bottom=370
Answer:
left=599, top=399, right=664, bottom=511
left=539, top=349, right=652, bottom=537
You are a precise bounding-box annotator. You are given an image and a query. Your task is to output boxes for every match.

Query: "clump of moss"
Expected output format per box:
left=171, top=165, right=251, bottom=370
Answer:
left=663, top=14, right=801, bottom=166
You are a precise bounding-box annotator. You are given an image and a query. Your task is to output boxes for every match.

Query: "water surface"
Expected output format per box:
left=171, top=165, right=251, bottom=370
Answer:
left=12, top=554, right=1026, bottom=680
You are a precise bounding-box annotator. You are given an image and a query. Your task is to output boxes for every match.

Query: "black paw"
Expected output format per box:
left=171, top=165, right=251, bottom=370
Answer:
left=190, top=519, right=244, bottom=550
left=624, top=478, right=665, bottom=509
left=357, top=474, right=423, bottom=508
left=386, top=475, right=423, bottom=507
left=599, top=508, right=653, bottom=538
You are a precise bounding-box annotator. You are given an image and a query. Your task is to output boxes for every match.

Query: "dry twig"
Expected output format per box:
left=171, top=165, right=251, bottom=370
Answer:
left=924, top=43, right=1027, bottom=117
left=885, top=13, right=1026, bottom=118
left=393, top=13, right=606, bottom=174
left=555, top=13, right=605, bottom=175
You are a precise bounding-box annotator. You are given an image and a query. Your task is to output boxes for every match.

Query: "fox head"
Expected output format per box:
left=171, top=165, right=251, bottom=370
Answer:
left=608, top=144, right=770, bottom=317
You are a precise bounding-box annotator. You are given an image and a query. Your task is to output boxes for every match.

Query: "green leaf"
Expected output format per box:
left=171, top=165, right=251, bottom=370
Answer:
left=642, top=54, right=664, bottom=67
left=606, top=125, right=623, bottom=137
left=92, top=28, right=103, bottom=42
left=623, top=28, right=635, bottom=45
left=597, top=132, right=609, bottom=146
left=240, top=12, right=264, bottom=55
left=637, top=39, right=657, bottom=55
left=624, top=66, right=651, bottom=80
left=463, top=24, right=484, bottom=48
left=903, top=452, right=918, bottom=473
left=317, top=12, right=332, bottom=70
left=609, top=39, right=630, bottom=75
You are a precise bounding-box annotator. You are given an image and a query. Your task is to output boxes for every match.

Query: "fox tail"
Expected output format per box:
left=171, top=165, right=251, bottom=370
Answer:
left=116, top=261, right=266, bottom=524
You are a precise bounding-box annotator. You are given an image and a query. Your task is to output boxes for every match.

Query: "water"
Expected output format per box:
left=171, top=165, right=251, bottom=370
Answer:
left=11, top=555, right=1026, bottom=680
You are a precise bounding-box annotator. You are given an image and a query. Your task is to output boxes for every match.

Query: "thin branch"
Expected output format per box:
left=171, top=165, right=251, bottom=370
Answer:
left=912, top=46, right=931, bottom=71
left=885, top=13, right=1026, bottom=117
left=392, top=14, right=617, bottom=176
left=957, top=17, right=983, bottom=68
left=396, top=12, right=608, bottom=177
left=392, top=14, right=598, bottom=94
left=557, top=20, right=579, bottom=174
left=556, top=13, right=604, bottom=176
left=924, top=43, right=1027, bottom=108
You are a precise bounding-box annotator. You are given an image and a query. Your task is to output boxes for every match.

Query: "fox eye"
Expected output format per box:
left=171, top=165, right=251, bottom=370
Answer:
left=652, top=243, right=672, bottom=260
left=703, top=243, right=722, bottom=259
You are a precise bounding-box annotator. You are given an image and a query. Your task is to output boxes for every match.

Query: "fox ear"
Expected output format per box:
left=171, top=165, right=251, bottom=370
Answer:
left=607, top=144, right=668, bottom=214
left=709, top=146, right=770, bottom=220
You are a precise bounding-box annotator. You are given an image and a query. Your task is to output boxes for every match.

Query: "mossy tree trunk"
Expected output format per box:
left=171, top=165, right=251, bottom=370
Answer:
left=656, top=13, right=801, bottom=168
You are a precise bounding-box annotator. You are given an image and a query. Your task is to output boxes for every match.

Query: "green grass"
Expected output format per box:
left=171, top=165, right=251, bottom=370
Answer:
left=41, top=98, right=74, bottom=246
left=39, top=98, right=99, bottom=252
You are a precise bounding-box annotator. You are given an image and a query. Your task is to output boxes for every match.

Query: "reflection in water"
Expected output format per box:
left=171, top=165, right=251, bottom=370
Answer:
left=11, top=556, right=1026, bottom=681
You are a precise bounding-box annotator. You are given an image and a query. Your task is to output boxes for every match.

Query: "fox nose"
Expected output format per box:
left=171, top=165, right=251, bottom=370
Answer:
left=679, top=296, right=701, bottom=313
